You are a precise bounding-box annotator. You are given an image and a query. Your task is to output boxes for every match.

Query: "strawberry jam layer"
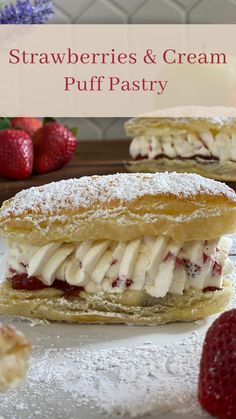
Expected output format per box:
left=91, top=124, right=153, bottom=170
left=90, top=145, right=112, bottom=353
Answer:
left=135, top=154, right=219, bottom=162
left=11, top=274, right=84, bottom=297
left=10, top=272, right=221, bottom=298
left=203, top=286, right=221, bottom=293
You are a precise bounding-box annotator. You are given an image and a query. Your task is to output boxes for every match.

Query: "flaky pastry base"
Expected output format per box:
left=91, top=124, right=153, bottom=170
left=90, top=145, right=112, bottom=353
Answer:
left=0, top=324, right=31, bottom=391
left=126, top=158, right=236, bottom=182
left=0, top=280, right=232, bottom=325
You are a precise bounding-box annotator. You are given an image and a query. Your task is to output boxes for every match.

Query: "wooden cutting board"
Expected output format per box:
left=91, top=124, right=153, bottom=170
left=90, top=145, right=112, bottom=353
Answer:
left=0, top=139, right=235, bottom=204
left=0, top=140, right=131, bottom=204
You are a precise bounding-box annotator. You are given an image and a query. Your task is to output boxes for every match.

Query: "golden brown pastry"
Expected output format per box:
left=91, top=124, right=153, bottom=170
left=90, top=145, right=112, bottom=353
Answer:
left=0, top=172, right=235, bottom=325
left=0, top=324, right=31, bottom=391
left=125, top=115, right=236, bottom=181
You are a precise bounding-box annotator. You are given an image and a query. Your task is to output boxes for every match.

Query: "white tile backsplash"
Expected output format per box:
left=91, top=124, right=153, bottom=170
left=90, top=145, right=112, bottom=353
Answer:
left=188, top=0, right=236, bottom=24
left=130, top=0, right=185, bottom=24
left=112, top=0, right=147, bottom=13
left=55, top=0, right=94, bottom=19
left=74, top=0, right=127, bottom=24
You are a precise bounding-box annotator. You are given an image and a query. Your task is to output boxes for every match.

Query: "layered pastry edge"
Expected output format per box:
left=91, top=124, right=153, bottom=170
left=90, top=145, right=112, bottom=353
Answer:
left=126, top=159, right=236, bottom=182
left=125, top=117, right=236, bottom=181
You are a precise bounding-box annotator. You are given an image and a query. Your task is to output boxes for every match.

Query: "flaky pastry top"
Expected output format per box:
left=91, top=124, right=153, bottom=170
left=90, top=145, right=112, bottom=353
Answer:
left=0, top=173, right=236, bottom=244
left=125, top=115, right=236, bottom=137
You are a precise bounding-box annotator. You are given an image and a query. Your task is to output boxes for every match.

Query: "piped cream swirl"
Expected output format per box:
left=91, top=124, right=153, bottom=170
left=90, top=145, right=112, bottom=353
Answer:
left=130, top=131, right=236, bottom=162
left=5, top=235, right=232, bottom=298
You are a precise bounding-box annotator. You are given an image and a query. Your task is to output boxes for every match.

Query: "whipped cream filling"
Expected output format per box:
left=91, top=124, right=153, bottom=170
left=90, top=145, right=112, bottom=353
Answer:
left=130, top=131, right=236, bottom=162
left=5, top=235, right=233, bottom=298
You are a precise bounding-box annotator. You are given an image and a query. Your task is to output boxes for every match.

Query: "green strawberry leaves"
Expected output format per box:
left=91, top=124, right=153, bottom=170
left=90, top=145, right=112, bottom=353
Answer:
left=43, top=117, right=56, bottom=125
left=43, top=117, right=78, bottom=137
left=70, top=127, right=78, bottom=137
left=0, top=118, right=11, bottom=130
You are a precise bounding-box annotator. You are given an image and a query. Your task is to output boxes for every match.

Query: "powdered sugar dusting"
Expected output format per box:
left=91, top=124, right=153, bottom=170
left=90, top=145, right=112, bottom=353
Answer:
left=1, top=172, right=235, bottom=218
left=131, top=115, right=235, bottom=127
left=135, top=106, right=236, bottom=121
left=0, top=333, right=206, bottom=419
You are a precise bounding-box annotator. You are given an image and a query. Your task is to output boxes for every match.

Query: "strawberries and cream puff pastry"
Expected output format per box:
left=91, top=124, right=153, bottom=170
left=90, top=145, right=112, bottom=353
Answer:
left=0, top=172, right=235, bottom=325
left=0, top=324, right=31, bottom=391
left=126, top=116, right=236, bottom=181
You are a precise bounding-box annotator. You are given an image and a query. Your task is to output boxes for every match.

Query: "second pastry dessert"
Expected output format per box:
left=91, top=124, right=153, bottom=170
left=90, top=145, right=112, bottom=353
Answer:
left=0, top=172, right=235, bottom=325
left=0, top=324, right=31, bottom=391
left=125, top=115, right=236, bottom=181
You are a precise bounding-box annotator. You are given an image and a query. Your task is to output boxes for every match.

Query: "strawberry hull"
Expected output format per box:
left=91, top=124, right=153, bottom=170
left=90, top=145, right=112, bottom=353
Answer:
left=11, top=117, right=42, bottom=137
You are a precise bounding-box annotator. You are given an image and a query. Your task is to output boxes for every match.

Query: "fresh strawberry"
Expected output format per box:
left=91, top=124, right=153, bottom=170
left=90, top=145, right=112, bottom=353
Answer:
left=33, top=122, right=77, bottom=174
left=0, top=129, right=33, bottom=180
left=11, top=117, right=42, bottom=137
left=198, top=308, right=236, bottom=419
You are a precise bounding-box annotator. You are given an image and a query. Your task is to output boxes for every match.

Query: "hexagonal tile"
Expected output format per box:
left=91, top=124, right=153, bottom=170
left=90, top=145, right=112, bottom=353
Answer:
left=189, top=0, right=236, bottom=23
left=130, top=0, right=185, bottom=23
left=75, top=0, right=126, bottom=24
left=111, top=0, right=147, bottom=13
left=58, top=118, right=102, bottom=140
left=49, top=6, right=71, bottom=23
left=54, top=0, right=94, bottom=20
left=92, top=118, right=116, bottom=131
left=173, top=0, right=199, bottom=10
left=104, top=118, right=128, bottom=139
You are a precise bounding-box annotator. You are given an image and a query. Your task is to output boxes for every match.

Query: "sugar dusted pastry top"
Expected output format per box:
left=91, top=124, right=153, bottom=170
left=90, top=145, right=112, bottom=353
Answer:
left=135, top=106, right=236, bottom=119
left=126, top=115, right=236, bottom=137
left=1, top=172, right=236, bottom=214
left=0, top=173, right=236, bottom=244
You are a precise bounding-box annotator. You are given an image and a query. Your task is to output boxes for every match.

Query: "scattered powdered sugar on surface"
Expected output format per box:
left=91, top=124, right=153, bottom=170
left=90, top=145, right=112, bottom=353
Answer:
left=8, top=316, right=50, bottom=327
left=1, top=172, right=236, bottom=218
left=0, top=333, right=207, bottom=419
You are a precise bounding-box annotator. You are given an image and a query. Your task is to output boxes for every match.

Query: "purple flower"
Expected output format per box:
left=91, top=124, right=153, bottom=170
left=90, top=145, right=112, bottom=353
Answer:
left=0, top=0, right=54, bottom=24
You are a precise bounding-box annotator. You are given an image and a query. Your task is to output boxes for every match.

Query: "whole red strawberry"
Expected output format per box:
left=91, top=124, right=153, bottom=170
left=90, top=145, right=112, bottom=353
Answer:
left=11, top=117, right=42, bottom=137
left=33, top=122, right=77, bottom=175
left=198, top=309, right=236, bottom=419
left=0, top=130, right=33, bottom=180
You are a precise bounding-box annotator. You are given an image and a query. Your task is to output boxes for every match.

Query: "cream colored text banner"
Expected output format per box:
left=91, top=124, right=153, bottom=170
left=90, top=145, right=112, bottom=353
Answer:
left=1, top=25, right=236, bottom=116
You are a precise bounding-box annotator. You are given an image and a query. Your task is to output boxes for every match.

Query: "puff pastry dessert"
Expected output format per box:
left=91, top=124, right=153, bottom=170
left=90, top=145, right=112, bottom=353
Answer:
left=0, top=172, right=235, bottom=325
left=0, top=324, right=31, bottom=391
left=125, top=116, right=236, bottom=181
